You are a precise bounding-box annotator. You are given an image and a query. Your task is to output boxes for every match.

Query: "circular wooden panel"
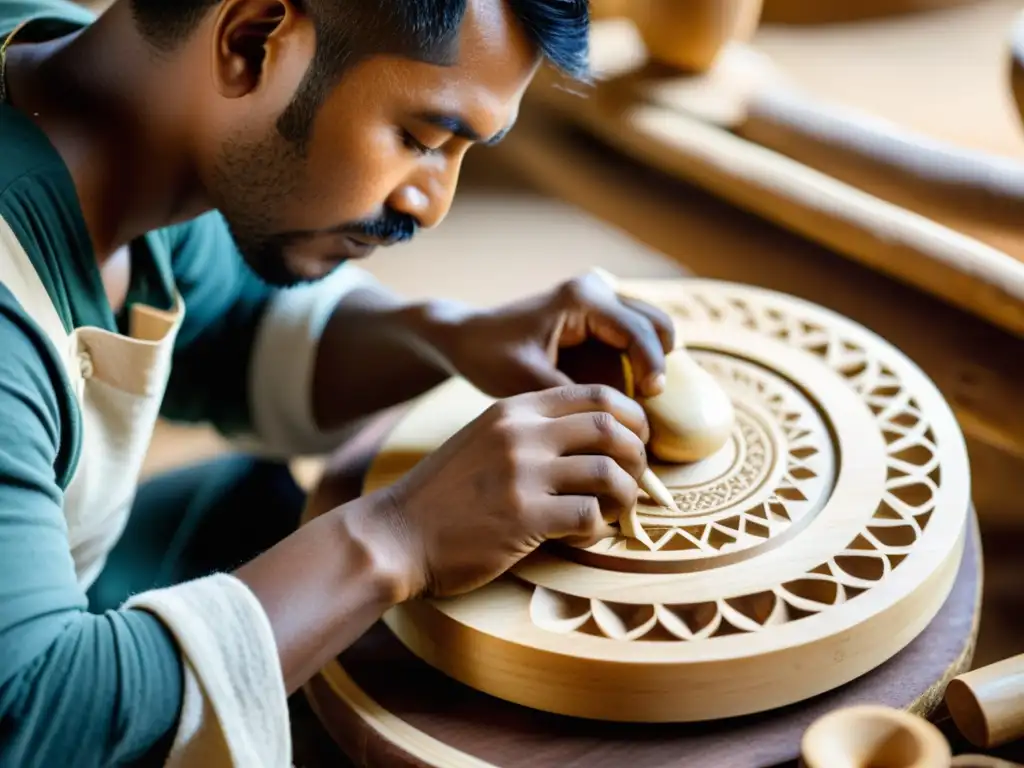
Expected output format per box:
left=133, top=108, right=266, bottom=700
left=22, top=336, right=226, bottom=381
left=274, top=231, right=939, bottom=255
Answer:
left=363, top=279, right=971, bottom=723
left=304, top=517, right=981, bottom=768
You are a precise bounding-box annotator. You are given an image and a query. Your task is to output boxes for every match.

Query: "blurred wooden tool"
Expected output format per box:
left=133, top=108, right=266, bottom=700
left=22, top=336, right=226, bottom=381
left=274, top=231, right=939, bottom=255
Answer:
left=946, top=653, right=1024, bottom=749
left=535, top=13, right=1024, bottom=339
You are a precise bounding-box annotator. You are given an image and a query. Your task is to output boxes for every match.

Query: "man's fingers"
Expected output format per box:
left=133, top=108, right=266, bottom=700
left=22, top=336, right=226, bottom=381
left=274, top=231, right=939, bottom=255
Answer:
left=571, top=275, right=668, bottom=395
left=544, top=412, right=647, bottom=479
left=585, top=304, right=665, bottom=395
left=557, top=274, right=672, bottom=399
left=526, top=384, right=649, bottom=443
left=620, top=296, right=676, bottom=355
left=546, top=455, right=639, bottom=521
left=537, top=495, right=618, bottom=544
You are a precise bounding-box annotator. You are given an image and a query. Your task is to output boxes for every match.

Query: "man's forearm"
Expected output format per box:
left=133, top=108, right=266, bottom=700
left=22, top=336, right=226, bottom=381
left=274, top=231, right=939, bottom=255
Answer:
left=234, top=491, right=410, bottom=693
left=311, top=283, right=470, bottom=432
left=241, top=282, right=463, bottom=690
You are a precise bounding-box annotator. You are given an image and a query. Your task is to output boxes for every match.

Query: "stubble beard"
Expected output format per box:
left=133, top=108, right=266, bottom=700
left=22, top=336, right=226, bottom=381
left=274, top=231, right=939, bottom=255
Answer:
left=209, top=127, right=311, bottom=288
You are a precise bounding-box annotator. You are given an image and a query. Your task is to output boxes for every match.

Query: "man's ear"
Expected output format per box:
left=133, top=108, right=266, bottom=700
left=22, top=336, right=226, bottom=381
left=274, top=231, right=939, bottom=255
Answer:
left=210, top=0, right=305, bottom=99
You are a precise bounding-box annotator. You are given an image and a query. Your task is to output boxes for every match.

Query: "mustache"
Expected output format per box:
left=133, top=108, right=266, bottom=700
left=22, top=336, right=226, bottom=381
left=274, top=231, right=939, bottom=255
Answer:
left=343, top=207, right=419, bottom=245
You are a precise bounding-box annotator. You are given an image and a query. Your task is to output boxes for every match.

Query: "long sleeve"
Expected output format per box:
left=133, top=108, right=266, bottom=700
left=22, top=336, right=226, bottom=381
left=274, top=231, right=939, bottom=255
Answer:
left=0, top=285, right=184, bottom=767
left=157, top=211, right=379, bottom=456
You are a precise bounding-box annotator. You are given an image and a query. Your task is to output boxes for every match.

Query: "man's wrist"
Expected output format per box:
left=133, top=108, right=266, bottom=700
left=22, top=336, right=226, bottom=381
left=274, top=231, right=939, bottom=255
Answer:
left=331, top=489, right=423, bottom=607
left=401, top=298, right=476, bottom=374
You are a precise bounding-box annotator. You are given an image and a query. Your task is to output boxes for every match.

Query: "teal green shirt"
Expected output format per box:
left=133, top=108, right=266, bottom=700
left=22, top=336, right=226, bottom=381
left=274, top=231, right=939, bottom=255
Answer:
left=0, top=2, right=286, bottom=764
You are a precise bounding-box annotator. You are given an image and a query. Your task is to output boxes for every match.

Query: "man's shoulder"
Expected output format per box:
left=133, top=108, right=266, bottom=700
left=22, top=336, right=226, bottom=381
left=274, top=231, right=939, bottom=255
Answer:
left=0, top=105, right=101, bottom=332
left=0, top=1, right=97, bottom=198
left=0, top=0, right=94, bottom=37
left=0, top=104, right=65, bottom=192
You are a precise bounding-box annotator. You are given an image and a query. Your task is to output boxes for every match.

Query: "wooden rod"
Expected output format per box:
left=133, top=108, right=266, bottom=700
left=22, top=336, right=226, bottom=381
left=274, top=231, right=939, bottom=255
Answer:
left=946, top=654, right=1024, bottom=749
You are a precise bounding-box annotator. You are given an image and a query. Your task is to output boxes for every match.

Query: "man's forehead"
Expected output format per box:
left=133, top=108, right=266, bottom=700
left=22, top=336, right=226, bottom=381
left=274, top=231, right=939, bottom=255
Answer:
left=363, top=0, right=539, bottom=130
left=454, top=0, right=542, bottom=80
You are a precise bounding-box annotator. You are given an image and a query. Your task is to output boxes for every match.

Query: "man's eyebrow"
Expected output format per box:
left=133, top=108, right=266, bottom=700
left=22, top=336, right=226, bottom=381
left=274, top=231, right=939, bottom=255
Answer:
left=418, top=112, right=512, bottom=146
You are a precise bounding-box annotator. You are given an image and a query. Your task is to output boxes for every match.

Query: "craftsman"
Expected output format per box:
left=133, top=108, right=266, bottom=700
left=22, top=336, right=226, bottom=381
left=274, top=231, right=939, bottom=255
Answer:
left=0, top=0, right=677, bottom=764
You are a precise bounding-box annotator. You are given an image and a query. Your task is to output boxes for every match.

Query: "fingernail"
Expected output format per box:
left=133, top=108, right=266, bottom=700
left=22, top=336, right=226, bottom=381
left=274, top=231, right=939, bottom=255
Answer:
left=646, top=373, right=666, bottom=396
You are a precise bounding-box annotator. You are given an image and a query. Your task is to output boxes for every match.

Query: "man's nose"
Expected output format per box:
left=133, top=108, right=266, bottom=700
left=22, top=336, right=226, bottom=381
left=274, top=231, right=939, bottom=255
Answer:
left=387, top=161, right=461, bottom=230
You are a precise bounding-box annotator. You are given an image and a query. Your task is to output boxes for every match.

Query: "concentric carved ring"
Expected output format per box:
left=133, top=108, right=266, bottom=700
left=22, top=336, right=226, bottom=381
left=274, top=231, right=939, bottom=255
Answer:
left=562, top=352, right=836, bottom=573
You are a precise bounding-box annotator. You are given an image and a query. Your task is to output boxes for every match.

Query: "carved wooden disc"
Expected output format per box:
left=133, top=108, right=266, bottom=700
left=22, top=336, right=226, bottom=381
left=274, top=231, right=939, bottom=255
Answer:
left=363, top=279, right=971, bottom=723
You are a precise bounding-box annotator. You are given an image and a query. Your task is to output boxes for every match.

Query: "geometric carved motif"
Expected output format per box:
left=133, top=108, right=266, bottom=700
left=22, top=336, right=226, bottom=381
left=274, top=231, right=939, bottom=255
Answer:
left=573, top=354, right=834, bottom=569
left=530, top=290, right=941, bottom=641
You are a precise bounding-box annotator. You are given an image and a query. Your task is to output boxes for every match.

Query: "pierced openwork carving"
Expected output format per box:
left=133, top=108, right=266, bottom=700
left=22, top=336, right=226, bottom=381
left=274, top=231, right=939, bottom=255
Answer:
left=367, top=279, right=969, bottom=723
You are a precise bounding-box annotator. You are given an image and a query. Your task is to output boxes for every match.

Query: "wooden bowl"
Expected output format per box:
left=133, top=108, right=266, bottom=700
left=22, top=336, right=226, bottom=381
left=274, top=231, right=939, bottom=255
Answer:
left=632, top=0, right=764, bottom=72
left=801, top=705, right=952, bottom=767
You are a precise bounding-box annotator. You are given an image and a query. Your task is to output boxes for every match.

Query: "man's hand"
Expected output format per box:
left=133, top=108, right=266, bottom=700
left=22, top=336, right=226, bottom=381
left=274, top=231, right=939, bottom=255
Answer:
left=442, top=272, right=676, bottom=400
left=247, top=277, right=671, bottom=691
left=352, top=384, right=649, bottom=599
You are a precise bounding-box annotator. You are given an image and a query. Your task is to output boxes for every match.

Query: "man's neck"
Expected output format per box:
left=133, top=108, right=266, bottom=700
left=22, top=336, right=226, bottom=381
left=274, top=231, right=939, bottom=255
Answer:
left=4, top=2, right=210, bottom=263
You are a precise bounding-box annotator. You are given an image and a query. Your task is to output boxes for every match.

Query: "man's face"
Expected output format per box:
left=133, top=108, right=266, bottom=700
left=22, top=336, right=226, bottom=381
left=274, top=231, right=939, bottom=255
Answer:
left=193, top=0, right=540, bottom=287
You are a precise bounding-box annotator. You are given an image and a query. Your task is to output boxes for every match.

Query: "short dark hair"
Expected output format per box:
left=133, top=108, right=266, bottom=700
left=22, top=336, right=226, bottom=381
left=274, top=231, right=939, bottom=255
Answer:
left=130, top=0, right=589, bottom=147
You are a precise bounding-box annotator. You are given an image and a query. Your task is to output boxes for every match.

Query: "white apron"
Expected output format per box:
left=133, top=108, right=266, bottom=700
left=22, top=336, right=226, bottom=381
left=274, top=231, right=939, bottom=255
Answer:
left=0, top=216, right=291, bottom=767
left=0, top=219, right=179, bottom=588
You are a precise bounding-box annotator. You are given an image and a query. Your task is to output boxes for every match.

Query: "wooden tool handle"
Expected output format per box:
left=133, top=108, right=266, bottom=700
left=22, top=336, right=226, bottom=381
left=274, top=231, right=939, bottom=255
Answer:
left=738, top=84, right=1024, bottom=230
left=946, top=653, right=1024, bottom=749
left=588, top=268, right=736, bottom=463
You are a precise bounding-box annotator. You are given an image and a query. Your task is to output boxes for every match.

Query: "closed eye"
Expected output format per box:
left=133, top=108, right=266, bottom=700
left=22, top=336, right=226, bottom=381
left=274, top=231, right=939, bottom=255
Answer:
left=400, top=129, right=441, bottom=156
